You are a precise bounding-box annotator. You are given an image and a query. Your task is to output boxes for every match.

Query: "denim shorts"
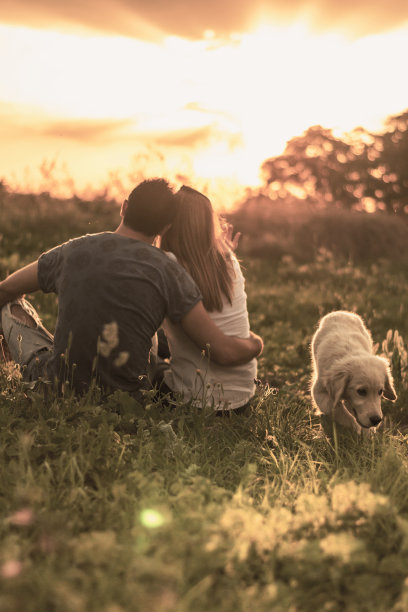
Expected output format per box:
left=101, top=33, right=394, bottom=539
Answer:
left=1, top=298, right=53, bottom=381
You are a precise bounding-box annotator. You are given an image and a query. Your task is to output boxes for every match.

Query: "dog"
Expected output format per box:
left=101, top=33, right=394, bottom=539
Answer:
left=311, top=311, right=397, bottom=434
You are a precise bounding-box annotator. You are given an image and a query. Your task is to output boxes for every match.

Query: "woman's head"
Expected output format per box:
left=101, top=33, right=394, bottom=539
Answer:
left=161, top=185, right=233, bottom=312
left=161, top=186, right=215, bottom=258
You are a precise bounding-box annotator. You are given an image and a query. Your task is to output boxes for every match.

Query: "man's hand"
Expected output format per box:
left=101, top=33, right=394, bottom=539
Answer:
left=180, top=301, right=263, bottom=366
left=0, top=261, right=40, bottom=308
left=248, top=331, right=264, bottom=357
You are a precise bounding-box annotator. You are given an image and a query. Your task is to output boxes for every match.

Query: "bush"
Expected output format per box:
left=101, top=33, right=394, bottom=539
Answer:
left=230, top=201, right=408, bottom=264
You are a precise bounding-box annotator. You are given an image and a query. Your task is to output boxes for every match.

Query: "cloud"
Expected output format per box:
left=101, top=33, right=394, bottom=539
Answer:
left=144, top=124, right=242, bottom=150
left=0, top=102, right=240, bottom=152
left=2, top=0, right=408, bottom=39
left=0, top=108, right=135, bottom=143
left=42, top=118, right=134, bottom=142
left=41, top=118, right=241, bottom=151
left=146, top=124, right=216, bottom=148
left=184, top=102, right=236, bottom=122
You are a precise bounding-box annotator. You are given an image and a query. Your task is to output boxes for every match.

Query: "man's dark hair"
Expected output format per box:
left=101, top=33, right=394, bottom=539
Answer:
left=123, top=179, right=177, bottom=235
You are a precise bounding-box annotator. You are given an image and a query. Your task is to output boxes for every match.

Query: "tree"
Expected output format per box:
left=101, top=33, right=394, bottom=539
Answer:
left=261, top=125, right=362, bottom=209
left=261, top=110, right=408, bottom=214
left=362, top=110, right=408, bottom=214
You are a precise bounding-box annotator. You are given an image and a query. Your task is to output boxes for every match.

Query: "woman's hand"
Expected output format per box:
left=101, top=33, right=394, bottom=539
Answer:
left=222, top=222, right=241, bottom=252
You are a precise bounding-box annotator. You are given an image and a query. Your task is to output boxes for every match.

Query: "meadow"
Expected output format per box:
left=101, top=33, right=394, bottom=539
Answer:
left=1, top=189, right=408, bottom=611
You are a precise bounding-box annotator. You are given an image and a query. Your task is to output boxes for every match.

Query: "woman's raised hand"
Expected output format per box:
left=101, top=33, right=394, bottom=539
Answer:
left=222, top=222, right=241, bottom=251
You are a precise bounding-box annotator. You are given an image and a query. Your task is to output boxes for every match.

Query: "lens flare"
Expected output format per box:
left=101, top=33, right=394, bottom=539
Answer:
left=140, top=508, right=165, bottom=528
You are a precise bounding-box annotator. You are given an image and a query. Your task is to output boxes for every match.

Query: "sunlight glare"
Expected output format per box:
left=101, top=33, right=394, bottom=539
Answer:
left=0, top=25, right=189, bottom=120
left=1, top=20, right=408, bottom=195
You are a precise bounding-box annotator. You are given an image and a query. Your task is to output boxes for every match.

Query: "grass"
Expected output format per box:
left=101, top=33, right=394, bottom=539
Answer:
left=1, top=189, right=408, bottom=610
left=230, top=199, right=408, bottom=265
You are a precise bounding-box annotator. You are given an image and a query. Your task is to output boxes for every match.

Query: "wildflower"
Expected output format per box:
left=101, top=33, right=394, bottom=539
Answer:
left=158, top=421, right=177, bottom=438
left=113, top=351, right=129, bottom=368
left=7, top=508, right=33, bottom=526
left=19, top=433, right=34, bottom=449
left=320, top=533, right=363, bottom=563
left=1, top=560, right=22, bottom=578
left=97, top=321, right=119, bottom=358
left=331, top=482, right=388, bottom=516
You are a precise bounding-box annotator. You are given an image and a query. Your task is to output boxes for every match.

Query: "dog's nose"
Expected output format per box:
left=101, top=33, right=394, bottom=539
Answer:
left=370, top=415, right=382, bottom=427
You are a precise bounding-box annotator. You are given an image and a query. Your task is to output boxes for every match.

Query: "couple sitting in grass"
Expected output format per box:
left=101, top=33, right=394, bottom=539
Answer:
left=0, top=179, right=262, bottom=411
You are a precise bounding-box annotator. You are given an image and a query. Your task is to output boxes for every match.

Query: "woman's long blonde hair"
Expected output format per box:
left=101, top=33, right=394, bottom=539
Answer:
left=160, top=186, right=234, bottom=312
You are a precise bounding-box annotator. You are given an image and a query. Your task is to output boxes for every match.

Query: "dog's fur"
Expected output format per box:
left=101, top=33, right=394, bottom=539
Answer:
left=311, top=311, right=397, bottom=434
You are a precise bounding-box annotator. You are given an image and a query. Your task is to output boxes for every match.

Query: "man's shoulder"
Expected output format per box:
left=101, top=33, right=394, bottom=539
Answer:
left=63, top=233, right=161, bottom=254
left=67, top=232, right=121, bottom=247
left=59, top=234, right=192, bottom=279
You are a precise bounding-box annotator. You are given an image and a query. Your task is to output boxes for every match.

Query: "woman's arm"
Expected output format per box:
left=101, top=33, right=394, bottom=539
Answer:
left=180, top=300, right=263, bottom=366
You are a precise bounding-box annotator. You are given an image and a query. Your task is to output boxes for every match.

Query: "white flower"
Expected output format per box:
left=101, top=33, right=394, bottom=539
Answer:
left=97, top=321, right=119, bottom=358
left=113, top=351, right=129, bottom=368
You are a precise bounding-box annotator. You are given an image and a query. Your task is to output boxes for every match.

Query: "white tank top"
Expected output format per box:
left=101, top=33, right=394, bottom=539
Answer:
left=163, top=254, right=257, bottom=410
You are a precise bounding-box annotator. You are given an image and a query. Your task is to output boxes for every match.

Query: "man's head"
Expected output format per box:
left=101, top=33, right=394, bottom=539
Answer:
left=122, top=179, right=177, bottom=236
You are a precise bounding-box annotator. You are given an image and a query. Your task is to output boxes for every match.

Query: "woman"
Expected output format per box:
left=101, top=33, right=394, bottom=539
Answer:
left=159, top=185, right=257, bottom=412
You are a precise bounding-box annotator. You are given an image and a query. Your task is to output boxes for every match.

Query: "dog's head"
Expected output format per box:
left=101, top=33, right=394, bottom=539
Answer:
left=327, top=355, right=397, bottom=429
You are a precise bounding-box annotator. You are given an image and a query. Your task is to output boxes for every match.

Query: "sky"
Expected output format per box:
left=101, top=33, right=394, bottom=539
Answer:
left=1, top=0, right=408, bottom=206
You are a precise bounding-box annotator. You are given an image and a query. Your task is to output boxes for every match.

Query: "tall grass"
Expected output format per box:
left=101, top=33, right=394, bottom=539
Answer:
left=1, top=189, right=408, bottom=610
left=230, top=198, right=408, bottom=264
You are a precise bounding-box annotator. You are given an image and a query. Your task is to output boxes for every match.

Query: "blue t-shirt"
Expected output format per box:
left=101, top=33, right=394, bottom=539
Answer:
left=37, top=232, right=202, bottom=395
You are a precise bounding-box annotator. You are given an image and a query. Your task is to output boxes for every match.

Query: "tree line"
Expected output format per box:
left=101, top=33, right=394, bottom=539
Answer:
left=260, top=109, right=408, bottom=214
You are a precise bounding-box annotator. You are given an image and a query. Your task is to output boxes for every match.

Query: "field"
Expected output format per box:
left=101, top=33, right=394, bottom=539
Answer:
left=1, top=191, right=408, bottom=611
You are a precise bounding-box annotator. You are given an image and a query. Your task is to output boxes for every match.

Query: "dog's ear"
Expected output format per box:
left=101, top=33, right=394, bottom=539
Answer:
left=378, top=356, right=397, bottom=401
left=326, top=368, right=350, bottom=409
left=383, top=368, right=397, bottom=401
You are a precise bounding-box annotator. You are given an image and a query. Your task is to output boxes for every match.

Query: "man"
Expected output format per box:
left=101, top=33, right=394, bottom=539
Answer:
left=0, top=179, right=262, bottom=399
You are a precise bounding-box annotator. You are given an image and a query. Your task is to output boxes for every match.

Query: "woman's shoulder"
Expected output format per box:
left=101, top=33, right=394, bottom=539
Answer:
left=163, top=250, right=178, bottom=263
left=227, top=251, right=244, bottom=278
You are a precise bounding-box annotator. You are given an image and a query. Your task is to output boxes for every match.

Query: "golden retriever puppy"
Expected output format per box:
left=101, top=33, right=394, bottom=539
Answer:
left=311, top=311, right=397, bottom=434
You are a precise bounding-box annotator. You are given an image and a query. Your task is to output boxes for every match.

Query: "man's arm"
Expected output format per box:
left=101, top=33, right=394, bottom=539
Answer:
left=0, top=261, right=40, bottom=308
left=180, top=301, right=263, bottom=367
